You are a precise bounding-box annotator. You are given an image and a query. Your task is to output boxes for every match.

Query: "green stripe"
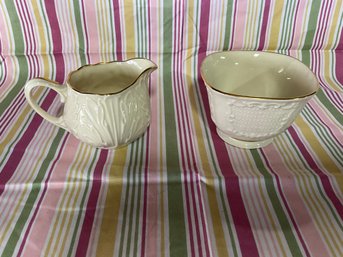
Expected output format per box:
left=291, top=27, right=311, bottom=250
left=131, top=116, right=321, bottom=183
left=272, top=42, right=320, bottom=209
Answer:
left=0, top=1, right=29, bottom=116
left=117, top=146, right=135, bottom=257
left=223, top=0, right=234, bottom=49
left=66, top=149, right=99, bottom=257
left=72, top=1, right=87, bottom=65
left=1, top=130, right=65, bottom=257
left=132, top=138, right=144, bottom=256
left=316, top=90, right=343, bottom=125
left=124, top=140, right=141, bottom=256
left=279, top=0, right=296, bottom=50
left=302, top=1, right=321, bottom=62
left=250, top=149, right=304, bottom=257
left=303, top=1, right=321, bottom=50
left=163, top=1, right=188, bottom=256
left=301, top=56, right=343, bottom=125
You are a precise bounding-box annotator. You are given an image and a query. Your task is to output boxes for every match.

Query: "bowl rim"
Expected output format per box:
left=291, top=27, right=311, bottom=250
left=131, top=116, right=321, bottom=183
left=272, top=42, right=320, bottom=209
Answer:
left=200, top=50, right=320, bottom=100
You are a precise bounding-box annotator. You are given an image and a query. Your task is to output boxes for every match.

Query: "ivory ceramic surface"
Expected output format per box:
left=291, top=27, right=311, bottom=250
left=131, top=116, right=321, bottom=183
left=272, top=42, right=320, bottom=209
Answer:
left=200, top=51, right=319, bottom=149
left=25, top=58, right=157, bottom=148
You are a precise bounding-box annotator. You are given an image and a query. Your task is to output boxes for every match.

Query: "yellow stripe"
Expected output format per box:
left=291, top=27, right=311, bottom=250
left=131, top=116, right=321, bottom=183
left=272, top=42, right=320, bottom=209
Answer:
left=268, top=0, right=284, bottom=50
left=95, top=148, right=127, bottom=256
left=325, top=0, right=342, bottom=50
left=123, top=3, right=135, bottom=58
left=31, top=0, right=51, bottom=75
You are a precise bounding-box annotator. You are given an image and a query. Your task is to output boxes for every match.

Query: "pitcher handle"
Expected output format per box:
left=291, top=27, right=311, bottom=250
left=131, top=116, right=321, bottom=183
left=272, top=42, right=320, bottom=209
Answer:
left=24, top=78, right=68, bottom=130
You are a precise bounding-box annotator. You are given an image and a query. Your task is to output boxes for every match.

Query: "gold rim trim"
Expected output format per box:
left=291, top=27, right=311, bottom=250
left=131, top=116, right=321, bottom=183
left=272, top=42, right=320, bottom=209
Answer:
left=66, top=57, right=157, bottom=96
left=200, top=50, right=320, bottom=101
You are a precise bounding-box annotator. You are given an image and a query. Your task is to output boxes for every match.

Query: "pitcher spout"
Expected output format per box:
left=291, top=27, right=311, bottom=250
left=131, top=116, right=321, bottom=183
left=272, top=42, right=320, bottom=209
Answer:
left=128, top=58, right=158, bottom=76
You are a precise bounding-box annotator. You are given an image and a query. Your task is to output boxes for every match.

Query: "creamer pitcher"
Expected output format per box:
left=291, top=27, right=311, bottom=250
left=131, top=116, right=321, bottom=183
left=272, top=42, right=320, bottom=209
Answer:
left=24, top=58, right=157, bottom=148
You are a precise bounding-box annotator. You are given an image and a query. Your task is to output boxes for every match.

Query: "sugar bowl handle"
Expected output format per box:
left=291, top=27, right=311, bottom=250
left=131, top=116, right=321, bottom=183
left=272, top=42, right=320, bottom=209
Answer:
left=24, top=78, right=68, bottom=130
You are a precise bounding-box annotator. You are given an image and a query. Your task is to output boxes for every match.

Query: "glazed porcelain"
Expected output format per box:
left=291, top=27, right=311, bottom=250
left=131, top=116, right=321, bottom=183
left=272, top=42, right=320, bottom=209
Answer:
left=200, top=51, right=319, bottom=149
left=25, top=58, right=157, bottom=148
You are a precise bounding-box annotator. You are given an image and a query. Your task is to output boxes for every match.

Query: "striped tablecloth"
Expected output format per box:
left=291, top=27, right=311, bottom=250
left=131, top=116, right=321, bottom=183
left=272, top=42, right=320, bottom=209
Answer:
left=0, top=1, right=342, bottom=257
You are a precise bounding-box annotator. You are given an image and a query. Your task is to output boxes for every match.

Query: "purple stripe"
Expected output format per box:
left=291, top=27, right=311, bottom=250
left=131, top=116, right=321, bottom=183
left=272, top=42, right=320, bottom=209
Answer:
left=337, top=19, right=343, bottom=50
left=260, top=149, right=311, bottom=257
left=44, top=0, right=65, bottom=82
left=16, top=134, right=69, bottom=256
left=288, top=126, right=343, bottom=219
left=75, top=149, right=108, bottom=257
left=113, top=0, right=122, bottom=60
left=229, top=0, right=238, bottom=50
left=258, top=0, right=271, bottom=50
left=197, top=2, right=260, bottom=257
left=0, top=91, right=57, bottom=196
left=335, top=51, right=343, bottom=86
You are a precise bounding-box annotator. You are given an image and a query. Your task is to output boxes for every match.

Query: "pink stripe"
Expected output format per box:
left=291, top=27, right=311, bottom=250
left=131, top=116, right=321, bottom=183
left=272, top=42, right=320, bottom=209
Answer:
left=290, top=0, right=308, bottom=49
left=75, top=149, right=109, bottom=257
left=141, top=2, right=160, bottom=256
left=0, top=118, right=56, bottom=233
left=260, top=148, right=311, bottom=257
left=83, top=0, right=100, bottom=63
left=231, top=0, right=248, bottom=49
left=263, top=145, right=331, bottom=257
left=20, top=137, right=79, bottom=257
left=288, top=126, right=343, bottom=219
left=17, top=134, right=69, bottom=256
left=0, top=57, right=15, bottom=100
left=244, top=172, right=278, bottom=256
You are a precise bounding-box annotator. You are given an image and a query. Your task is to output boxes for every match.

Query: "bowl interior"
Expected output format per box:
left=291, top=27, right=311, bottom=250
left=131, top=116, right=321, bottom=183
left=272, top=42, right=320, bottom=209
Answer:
left=201, top=51, right=319, bottom=99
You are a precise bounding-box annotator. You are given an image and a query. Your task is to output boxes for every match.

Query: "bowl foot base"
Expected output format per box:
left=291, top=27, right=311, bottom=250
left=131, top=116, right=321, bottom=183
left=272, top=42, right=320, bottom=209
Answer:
left=217, top=129, right=273, bottom=149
